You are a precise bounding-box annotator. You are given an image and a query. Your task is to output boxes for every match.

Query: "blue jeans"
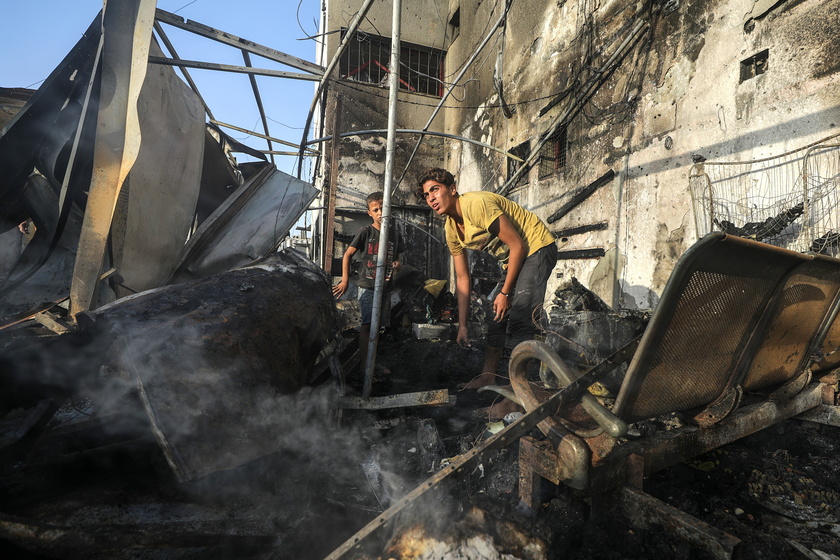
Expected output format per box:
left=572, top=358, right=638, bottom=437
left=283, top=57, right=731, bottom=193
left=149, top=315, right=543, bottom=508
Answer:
left=358, top=287, right=392, bottom=326
left=486, top=243, right=558, bottom=349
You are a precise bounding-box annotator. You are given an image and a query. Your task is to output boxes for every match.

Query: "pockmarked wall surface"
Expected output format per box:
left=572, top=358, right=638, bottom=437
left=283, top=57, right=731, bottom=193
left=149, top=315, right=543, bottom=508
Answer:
left=321, top=0, right=840, bottom=311
left=444, top=0, right=840, bottom=309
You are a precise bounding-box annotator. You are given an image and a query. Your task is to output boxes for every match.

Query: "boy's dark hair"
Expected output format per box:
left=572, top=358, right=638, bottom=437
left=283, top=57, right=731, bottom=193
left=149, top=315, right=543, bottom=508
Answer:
left=416, top=167, right=455, bottom=200
left=365, top=191, right=384, bottom=209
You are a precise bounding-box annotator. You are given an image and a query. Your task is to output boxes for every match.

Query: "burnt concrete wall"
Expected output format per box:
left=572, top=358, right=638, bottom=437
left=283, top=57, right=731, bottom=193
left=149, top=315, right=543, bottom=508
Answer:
left=321, top=0, right=450, bottom=208
left=318, top=0, right=457, bottom=279
left=444, top=0, right=840, bottom=309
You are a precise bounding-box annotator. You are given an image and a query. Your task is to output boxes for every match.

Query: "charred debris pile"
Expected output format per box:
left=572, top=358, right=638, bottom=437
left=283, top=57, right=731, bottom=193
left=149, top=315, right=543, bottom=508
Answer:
left=0, top=262, right=659, bottom=560
left=2, top=260, right=840, bottom=559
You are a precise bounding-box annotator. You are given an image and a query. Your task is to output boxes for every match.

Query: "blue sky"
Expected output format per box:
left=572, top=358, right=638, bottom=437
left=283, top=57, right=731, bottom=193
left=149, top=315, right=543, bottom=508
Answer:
left=0, top=0, right=323, bottom=176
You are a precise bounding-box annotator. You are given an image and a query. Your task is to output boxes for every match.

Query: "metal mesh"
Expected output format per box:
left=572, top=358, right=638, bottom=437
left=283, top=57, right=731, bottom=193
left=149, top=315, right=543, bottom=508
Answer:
left=617, top=271, right=774, bottom=422
left=338, top=29, right=445, bottom=97
left=744, top=267, right=838, bottom=390
left=690, top=135, right=840, bottom=255
left=613, top=234, right=840, bottom=424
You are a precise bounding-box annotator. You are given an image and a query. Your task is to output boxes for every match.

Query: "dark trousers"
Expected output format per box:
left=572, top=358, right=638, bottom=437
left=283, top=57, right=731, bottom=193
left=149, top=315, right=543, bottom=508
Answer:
left=487, top=243, right=558, bottom=349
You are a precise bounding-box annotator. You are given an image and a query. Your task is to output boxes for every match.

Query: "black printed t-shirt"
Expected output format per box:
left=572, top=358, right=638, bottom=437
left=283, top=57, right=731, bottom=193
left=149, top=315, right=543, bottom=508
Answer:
left=349, top=225, right=405, bottom=289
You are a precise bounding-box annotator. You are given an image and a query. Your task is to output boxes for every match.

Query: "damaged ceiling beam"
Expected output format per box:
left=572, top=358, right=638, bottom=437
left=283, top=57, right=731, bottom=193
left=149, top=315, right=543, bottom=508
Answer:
left=147, top=56, right=320, bottom=82
left=154, top=8, right=324, bottom=76
left=152, top=21, right=214, bottom=120
left=242, top=50, right=275, bottom=165
left=211, top=119, right=319, bottom=154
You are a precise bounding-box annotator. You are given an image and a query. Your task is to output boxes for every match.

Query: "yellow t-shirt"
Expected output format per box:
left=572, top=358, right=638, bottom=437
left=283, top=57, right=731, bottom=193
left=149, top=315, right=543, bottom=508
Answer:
left=445, top=192, right=555, bottom=267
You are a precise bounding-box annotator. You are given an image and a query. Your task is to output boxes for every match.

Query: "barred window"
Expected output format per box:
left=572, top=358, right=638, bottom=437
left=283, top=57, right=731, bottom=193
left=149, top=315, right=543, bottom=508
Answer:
left=339, top=30, right=445, bottom=97
left=507, top=140, right=530, bottom=188
left=539, top=127, right=567, bottom=178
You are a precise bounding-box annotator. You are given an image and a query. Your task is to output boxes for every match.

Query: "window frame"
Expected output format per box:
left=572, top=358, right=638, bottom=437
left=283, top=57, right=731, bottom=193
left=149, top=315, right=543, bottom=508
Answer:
left=339, top=29, right=446, bottom=97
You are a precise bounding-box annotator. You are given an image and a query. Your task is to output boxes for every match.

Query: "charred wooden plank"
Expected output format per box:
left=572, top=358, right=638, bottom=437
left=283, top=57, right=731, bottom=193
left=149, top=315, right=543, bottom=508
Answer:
left=0, top=513, right=278, bottom=551
left=599, top=487, right=741, bottom=560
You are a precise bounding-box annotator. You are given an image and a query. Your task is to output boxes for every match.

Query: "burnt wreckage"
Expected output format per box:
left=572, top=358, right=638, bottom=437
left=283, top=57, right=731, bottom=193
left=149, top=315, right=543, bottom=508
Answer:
left=3, top=5, right=840, bottom=560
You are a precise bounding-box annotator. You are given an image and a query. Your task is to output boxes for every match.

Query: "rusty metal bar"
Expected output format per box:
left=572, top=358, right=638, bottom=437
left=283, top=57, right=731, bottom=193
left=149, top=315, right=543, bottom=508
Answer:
left=147, top=55, right=320, bottom=81
left=154, top=8, right=323, bottom=75
left=210, top=119, right=318, bottom=153
left=339, top=390, right=453, bottom=410
left=796, top=404, right=840, bottom=427
left=589, top=383, right=825, bottom=491
left=241, top=50, right=274, bottom=165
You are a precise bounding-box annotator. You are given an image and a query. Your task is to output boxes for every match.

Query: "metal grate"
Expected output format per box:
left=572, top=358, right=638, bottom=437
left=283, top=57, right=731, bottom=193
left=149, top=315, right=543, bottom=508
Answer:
left=690, top=134, right=840, bottom=255
left=339, top=29, right=445, bottom=97
left=538, top=127, right=567, bottom=178
left=614, top=233, right=840, bottom=424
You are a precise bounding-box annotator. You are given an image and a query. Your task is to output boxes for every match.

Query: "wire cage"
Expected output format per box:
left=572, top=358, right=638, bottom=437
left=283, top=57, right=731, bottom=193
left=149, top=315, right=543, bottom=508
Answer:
left=690, top=134, right=840, bottom=256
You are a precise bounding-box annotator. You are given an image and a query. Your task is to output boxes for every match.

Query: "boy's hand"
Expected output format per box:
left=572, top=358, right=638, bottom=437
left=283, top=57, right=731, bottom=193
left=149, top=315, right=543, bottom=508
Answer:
left=392, top=260, right=401, bottom=272
left=456, top=324, right=471, bottom=347
left=493, top=292, right=511, bottom=322
left=332, top=280, right=348, bottom=298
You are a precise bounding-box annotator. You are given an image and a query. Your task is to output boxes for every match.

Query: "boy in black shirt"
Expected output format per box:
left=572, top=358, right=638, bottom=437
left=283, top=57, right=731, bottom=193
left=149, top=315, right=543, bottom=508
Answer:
left=333, top=192, right=405, bottom=372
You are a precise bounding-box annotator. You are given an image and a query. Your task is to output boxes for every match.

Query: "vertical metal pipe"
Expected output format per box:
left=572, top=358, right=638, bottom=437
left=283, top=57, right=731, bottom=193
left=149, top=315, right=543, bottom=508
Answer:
left=363, top=0, right=402, bottom=398
left=324, top=91, right=341, bottom=272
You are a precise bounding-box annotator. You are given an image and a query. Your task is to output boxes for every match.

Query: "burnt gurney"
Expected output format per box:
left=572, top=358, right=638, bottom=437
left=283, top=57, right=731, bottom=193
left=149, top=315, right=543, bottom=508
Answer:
left=512, top=232, right=840, bottom=513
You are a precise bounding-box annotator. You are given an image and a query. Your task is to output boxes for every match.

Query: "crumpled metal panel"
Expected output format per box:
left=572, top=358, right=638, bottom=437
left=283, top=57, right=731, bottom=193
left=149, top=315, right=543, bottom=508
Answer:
left=170, top=165, right=319, bottom=284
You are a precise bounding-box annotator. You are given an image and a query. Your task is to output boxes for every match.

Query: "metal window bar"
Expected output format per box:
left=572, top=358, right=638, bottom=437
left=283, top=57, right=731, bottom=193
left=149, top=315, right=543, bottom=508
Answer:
left=339, top=29, right=444, bottom=97
left=539, top=128, right=567, bottom=178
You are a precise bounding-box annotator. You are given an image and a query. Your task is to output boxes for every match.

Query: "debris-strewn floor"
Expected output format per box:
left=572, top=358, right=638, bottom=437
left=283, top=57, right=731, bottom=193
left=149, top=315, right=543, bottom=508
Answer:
left=2, top=325, right=839, bottom=560
left=335, top=330, right=840, bottom=560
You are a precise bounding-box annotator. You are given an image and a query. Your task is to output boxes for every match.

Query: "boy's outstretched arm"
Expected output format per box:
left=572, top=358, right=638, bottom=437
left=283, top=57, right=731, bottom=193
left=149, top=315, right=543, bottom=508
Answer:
left=332, top=246, right=358, bottom=298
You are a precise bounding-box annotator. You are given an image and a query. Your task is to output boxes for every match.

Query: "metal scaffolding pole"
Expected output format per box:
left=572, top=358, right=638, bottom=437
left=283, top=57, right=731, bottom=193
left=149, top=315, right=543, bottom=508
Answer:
left=363, top=0, right=402, bottom=398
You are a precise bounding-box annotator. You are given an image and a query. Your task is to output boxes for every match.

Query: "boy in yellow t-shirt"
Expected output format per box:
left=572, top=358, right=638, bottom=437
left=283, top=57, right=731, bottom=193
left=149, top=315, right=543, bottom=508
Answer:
left=417, top=168, right=558, bottom=406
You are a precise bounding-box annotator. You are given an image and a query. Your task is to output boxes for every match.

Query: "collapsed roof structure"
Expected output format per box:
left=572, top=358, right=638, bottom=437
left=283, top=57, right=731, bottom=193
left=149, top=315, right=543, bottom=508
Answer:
left=0, top=2, right=321, bottom=324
